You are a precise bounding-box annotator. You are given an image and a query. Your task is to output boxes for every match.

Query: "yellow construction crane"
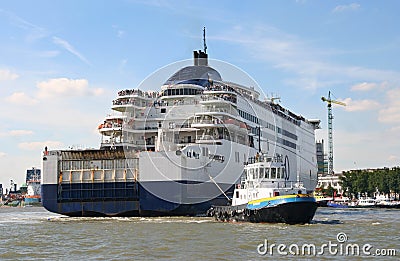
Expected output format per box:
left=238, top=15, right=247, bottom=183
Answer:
left=321, top=91, right=346, bottom=175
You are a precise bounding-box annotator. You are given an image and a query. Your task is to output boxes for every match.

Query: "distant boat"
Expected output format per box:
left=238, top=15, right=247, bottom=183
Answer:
left=24, top=167, right=41, bottom=206
left=208, top=154, right=318, bottom=224
left=326, top=201, right=349, bottom=208
left=326, top=197, right=350, bottom=208
left=314, top=194, right=333, bottom=207
left=349, top=198, right=376, bottom=208
left=376, top=200, right=400, bottom=208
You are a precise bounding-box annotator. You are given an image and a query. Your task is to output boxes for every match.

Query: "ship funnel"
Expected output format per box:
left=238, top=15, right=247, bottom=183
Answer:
left=193, top=50, right=208, bottom=66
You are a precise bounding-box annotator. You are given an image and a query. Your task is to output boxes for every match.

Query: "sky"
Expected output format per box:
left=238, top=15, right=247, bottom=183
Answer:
left=1, top=0, right=400, bottom=188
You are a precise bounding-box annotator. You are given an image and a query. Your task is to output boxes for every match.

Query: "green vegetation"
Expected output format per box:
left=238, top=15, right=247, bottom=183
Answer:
left=339, top=167, right=400, bottom=199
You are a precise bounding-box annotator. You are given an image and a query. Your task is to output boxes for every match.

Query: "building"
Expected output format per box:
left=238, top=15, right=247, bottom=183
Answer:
left=317, top=174, right=343, bottom=195
left=316, top=140, right=328, bottom=175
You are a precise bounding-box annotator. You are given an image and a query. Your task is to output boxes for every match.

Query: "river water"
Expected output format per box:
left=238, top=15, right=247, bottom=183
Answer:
left=0, top=207, right=398, bottom=260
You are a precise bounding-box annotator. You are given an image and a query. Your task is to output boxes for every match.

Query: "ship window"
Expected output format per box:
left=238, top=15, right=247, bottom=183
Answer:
left=167, top=89, right=172, bottom=96
left=184, top=88, right=188, bottom=95
left=271, top=168, right=277, bottom=179
left=179, top=88, right=183, bottom=95
left=277, top=168, right=281, bottom=178
left=259, top=167, right=264, bottom=179
left=161, top=108, right=166, bottom=113
left=236, top=191, right=239, bottom=198
left=264, top=169, right=269, bottom=179
left=249, top=168, right=254, bottom=179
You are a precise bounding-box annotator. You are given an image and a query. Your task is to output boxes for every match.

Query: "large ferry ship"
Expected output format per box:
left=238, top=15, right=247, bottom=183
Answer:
left=42, top=31, right=320, bottom=217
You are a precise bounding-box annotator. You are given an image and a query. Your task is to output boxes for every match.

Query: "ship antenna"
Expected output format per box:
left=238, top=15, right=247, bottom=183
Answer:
left=203, top=27, right=207, bottom=54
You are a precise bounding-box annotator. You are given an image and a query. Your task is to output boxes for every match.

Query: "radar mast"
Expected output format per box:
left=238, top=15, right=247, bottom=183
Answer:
left=203, top=27, right=207, bottom=54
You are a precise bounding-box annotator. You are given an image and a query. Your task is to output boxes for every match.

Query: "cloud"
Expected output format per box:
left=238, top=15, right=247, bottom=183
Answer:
left=37, top=78, right=103, bottom=99
left=0, top=9, right=48, bottom=42
left=0, top=152, right=6, bottom=157
left=338, top=97, right=380, bottom=112
left=350, top=82, right=387, bottom=92
left=5, top=92, right=38, bottom=105
left=378, top=89, right=400, bottom=123
left=332, top=3, right=360, bottom=13
left=117, top=30, right=125, bottom=38
left=0, top=129, right=34, bottom=137
left=52, top=36, right=91, bottom=65
left=10, top=130, right=34, bottom=136
left=36, top=50, right=60, bottom=58
left=212, top=26, right=400, bottom=91
left=18, top=140, right=64, bottom=151
left=0, top=69, right=19, bottom=81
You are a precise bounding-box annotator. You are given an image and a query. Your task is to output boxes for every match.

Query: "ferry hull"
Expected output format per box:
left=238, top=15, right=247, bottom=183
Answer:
left=41, top=181, right=233, bottom=217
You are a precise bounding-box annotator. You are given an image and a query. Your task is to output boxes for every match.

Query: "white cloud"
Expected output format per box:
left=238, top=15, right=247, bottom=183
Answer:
left=37, top=78, right=103, bottom=99
left=52, top=36, right=91, bottom=65
left=5, top=92, right=38, bottom=105
left=117, top=30, right=125, bottom=38
left=0, top=129, right=34, bottom=137
left=0, top=69, right=19, bottom=81
left=333, top=3, right=360, bottom=13
left=351, top=81, right=388, bottom=92
left=0, top=9, right=48, bottom=42
left=18, top=140, right=64, bottom=151
left=0, top=152, right=6, bottom=157
left=212, top=26, right=400, bottom=91
left=10, top=130, right=34, bottom=136
left=378, top=89, right=400, bottom=123
left=338, top=97, right=380, bottom=112
left=36, top=50, right=60, bottom=58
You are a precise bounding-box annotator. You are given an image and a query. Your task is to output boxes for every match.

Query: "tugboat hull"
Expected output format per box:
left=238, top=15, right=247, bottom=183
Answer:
left=241, top=201, right=318, bottom=224
left=208, top=196, right=318, bottom=225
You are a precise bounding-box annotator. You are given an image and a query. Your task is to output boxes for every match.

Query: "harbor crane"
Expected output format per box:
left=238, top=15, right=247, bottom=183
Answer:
left=321, top=91, right=346, bottom=175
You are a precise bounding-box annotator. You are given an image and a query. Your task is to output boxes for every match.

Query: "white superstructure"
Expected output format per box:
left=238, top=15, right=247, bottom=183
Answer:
left=42, top=36, right=320, bottom=216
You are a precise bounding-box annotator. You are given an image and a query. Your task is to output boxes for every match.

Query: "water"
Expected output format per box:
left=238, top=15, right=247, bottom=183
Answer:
left=0, top=207, right=398, bottom=260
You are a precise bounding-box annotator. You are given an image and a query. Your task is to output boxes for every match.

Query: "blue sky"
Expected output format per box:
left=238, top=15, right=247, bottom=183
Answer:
left=1, top=0, right=400, bottom=188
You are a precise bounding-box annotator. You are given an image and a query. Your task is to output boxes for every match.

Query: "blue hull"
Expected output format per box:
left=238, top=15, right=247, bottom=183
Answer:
left=42, top=181, right=233, bottom=217
left=326, top=202, right=349, bottom=208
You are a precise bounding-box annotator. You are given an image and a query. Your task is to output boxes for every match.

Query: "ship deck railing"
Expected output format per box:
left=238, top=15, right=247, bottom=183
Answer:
left=117, top=89, right=159, bottom=98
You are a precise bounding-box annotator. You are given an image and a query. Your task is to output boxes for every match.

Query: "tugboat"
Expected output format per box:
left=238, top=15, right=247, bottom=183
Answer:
left=207, top=153, right=318, bottom=224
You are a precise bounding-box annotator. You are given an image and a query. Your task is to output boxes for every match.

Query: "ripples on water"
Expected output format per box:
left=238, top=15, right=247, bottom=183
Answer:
left=0, top=207, right=398, bottom=260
